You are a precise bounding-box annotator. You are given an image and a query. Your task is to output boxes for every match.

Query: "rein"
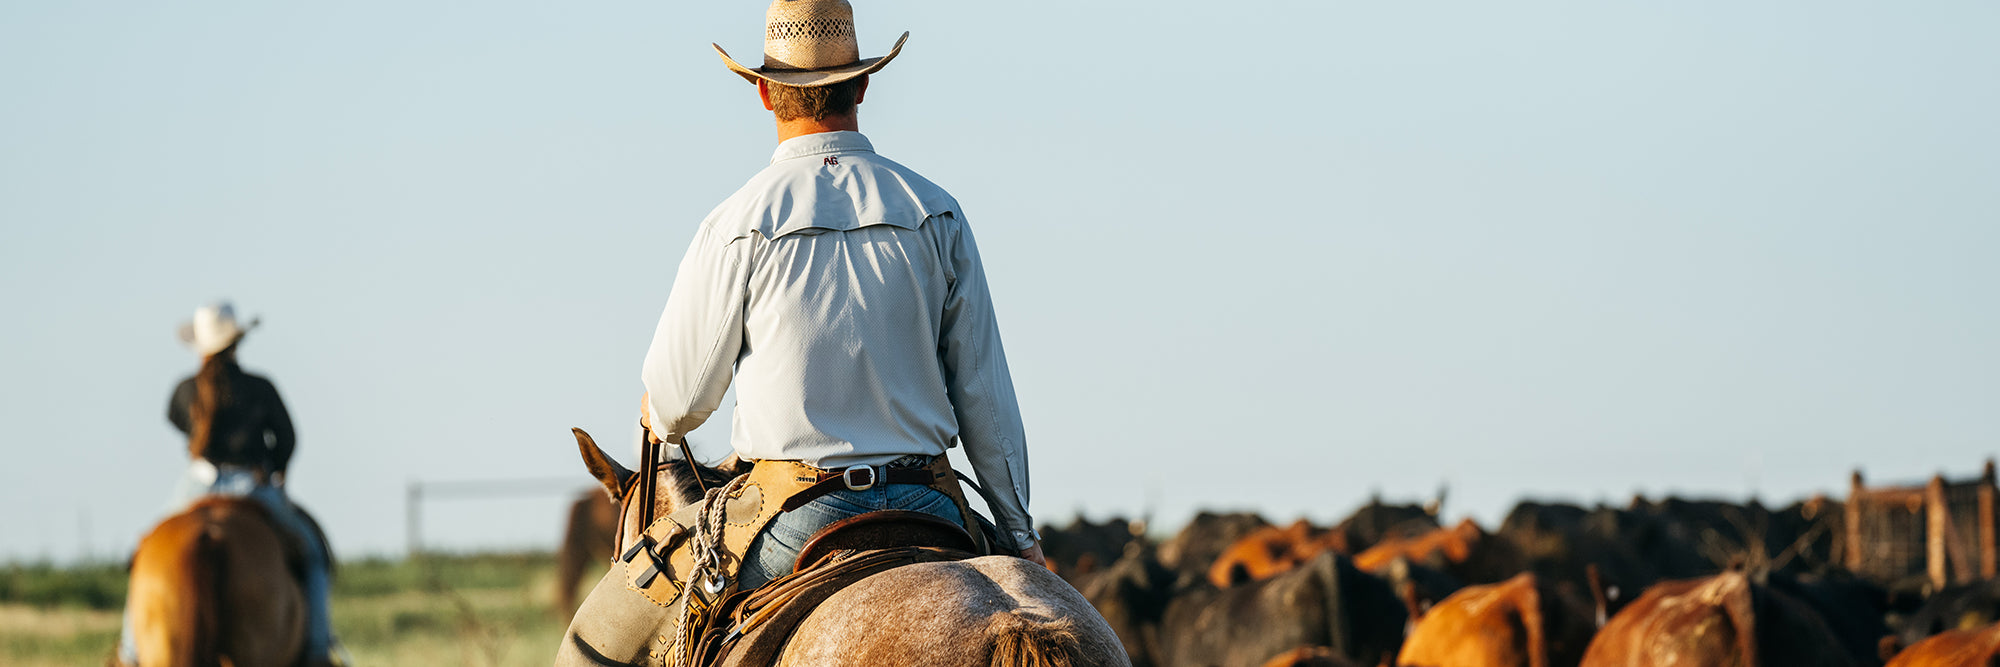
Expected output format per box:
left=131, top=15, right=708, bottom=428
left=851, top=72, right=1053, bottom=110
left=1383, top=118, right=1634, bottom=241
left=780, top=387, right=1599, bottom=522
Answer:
left=631, top=425, right=710, bottom=543
left=638, top=426, right=662, bottom=538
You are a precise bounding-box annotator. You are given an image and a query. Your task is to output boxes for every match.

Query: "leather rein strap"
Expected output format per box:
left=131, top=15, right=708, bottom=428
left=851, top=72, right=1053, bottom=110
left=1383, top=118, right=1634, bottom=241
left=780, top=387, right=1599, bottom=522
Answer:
left=637, top=423, right=711, bottom=535
left=638, top=425, right=661, bottom=535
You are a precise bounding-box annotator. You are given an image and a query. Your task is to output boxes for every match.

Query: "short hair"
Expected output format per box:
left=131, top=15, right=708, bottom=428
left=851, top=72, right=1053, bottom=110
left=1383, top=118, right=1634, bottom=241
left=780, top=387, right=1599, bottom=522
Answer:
left=767, top=76, right=865, bottom=122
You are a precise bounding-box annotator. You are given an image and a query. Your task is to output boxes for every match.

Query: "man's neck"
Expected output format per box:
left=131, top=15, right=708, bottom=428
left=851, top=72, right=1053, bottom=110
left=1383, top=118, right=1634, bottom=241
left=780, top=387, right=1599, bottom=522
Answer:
left=775, top=115, right=860, bottom=144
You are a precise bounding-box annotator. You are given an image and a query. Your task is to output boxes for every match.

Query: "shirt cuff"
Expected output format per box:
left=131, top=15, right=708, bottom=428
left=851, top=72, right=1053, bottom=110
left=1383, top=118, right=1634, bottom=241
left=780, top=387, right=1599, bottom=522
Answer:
left=1007, top=527, right=1041, bottom=551
left=645, top=402, right=669, bottom=448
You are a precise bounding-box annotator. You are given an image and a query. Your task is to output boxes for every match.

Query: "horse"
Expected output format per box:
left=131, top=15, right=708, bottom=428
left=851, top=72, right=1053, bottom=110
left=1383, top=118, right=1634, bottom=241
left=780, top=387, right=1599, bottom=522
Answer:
left=555, top=489, right=619, bottom=621
left=555, top=428, right=1129, bottom=667
left=123, top=496, right=306, bottom=667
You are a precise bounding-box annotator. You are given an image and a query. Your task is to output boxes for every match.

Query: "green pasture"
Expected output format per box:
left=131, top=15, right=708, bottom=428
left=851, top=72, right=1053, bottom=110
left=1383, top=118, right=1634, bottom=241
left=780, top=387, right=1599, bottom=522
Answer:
left=0, top=552, right=606, bottom=667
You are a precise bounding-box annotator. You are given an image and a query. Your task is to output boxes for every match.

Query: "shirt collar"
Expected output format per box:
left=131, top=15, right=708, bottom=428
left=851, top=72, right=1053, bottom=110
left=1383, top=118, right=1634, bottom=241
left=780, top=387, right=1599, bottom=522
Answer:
left=770, top=131, right=876, bottom=164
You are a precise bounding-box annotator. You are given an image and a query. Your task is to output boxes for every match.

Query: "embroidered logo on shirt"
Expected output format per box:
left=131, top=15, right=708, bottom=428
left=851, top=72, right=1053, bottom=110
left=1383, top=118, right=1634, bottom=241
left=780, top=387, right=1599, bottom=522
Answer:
left=823, top=156, right=839, bottom=166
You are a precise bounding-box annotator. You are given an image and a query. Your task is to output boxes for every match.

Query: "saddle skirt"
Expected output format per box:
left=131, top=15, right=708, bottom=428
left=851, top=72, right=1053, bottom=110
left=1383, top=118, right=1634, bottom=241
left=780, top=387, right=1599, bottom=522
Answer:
left=615, top=457, right=989, bottom=666
left=693, top=545, right=980, bottom=667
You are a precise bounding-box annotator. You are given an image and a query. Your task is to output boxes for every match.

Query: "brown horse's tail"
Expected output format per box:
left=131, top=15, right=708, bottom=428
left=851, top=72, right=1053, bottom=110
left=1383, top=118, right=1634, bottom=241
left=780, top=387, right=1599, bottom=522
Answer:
left=990, top=615, right=1081, bottom=667
left=185, top=516, right=228, bottom=667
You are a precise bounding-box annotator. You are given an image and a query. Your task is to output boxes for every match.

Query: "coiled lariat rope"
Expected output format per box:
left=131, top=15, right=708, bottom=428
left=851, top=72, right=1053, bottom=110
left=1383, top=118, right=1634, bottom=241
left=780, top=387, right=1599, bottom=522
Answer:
left=668, top=474, right=746, bottom=666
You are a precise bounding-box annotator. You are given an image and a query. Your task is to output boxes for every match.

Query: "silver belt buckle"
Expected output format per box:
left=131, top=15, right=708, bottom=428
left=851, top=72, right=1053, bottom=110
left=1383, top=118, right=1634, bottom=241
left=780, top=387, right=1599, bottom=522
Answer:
left=841, top=465, right=877, bottom=491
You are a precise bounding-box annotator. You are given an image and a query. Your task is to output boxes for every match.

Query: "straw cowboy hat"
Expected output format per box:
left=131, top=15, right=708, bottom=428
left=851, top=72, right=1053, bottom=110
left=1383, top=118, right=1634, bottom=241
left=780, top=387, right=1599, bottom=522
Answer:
left=177, top=302, right=258, bottom=357
left=713, top=0, right=909, bottom=88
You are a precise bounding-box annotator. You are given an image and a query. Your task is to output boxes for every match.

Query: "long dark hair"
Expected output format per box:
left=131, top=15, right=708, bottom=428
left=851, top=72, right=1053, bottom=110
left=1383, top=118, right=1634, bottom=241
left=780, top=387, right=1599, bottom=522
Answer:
left=187, top=342, right=240, bottom=460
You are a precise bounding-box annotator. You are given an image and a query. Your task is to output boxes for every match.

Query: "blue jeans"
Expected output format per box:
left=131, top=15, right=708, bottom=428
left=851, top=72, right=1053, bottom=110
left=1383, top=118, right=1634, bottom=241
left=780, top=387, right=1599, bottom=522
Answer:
left=738, top=483, right=963, bottom=590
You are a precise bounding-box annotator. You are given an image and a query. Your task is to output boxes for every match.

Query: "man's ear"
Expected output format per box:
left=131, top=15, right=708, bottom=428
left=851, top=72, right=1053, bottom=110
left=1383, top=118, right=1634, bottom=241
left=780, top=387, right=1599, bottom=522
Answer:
left=758, top=79, right=776, bottom=111
left=853, top=75, right=868, bottom=105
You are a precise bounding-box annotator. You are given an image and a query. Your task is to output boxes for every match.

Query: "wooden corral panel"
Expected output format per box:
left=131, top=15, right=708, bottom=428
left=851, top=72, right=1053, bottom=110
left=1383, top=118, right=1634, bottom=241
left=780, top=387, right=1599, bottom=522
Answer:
left=1846, top=461, right=1998, bottom=589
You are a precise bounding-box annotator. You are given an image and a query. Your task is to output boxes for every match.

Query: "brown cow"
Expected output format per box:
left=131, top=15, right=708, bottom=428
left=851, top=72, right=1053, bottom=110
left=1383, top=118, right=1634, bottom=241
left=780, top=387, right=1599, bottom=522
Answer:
left=1579, top=571, right=1855, bottom=667
left=1262, top=646, right=1361, bottom=667
left=1885, top=621, right=2000, bottom=666
left=1397, top=572, right=1594, bottom=667
left=1158, top=511, right=1271, bottom=579
left=1356, top=519, right=1524, bottom=585
left=1209, top=520, right=1337, bottom=587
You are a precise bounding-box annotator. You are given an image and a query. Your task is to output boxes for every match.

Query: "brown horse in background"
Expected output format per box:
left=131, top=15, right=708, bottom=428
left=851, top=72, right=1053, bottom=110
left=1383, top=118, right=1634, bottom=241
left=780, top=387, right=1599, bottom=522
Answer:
left=553, top=489, right=617, bottom=621
left=124, top=497, right=305, bottom=667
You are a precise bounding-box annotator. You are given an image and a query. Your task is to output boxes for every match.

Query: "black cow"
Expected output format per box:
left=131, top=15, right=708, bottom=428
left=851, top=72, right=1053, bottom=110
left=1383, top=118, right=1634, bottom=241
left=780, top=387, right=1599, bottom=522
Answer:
left=1158, top=511, right=1271, bottom=579
left=1327, top=496, right=1440, bottom=554
left=1155, top=551, right=1407, bottom=667
left=1079, top=544, right=1180, bottom=667
left=1041, top=515, right=1145, bottom=585
left=1893, top=578, right=2000, bottom=651
left=1765, top=569, right=1891, bottom=667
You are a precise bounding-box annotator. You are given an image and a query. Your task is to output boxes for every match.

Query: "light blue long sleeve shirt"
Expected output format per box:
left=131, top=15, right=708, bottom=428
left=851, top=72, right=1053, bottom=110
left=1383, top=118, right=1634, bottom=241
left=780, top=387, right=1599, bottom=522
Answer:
left=642, top=131, right=1034, bottom=548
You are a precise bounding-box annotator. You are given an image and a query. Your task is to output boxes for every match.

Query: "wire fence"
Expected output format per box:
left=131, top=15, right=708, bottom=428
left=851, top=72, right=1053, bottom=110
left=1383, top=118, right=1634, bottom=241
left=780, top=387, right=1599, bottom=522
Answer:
left=405, top=477, right=596, bottom=556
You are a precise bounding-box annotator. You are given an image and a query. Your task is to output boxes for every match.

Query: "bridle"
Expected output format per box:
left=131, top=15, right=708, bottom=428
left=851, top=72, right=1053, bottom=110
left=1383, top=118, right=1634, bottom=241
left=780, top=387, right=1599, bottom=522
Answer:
left=616, top=425, right=713, bottom=554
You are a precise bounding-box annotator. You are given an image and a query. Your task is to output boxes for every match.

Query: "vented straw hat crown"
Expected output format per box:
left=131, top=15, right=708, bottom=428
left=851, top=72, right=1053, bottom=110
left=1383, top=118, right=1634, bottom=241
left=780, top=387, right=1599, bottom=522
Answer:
left=714, top=0, right=908, bottom=88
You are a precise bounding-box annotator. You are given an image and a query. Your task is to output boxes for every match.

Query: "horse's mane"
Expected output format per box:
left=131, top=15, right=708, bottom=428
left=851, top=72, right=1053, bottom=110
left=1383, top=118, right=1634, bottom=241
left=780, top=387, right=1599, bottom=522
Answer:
left=658, top=454, right=747, bottom=510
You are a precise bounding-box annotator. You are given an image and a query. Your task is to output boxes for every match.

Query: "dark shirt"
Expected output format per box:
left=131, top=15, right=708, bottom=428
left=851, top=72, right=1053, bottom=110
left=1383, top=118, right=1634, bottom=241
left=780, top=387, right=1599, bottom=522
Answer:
left=167, top=370, right=296, bottom=473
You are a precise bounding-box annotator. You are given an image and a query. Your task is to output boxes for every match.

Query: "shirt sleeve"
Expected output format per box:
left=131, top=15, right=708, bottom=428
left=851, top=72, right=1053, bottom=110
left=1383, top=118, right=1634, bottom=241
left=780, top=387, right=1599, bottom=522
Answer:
left=642, top=222, right=752, bottom=447
left=263, top=379, right=296, bottom=473
left=167, top=379, right=194, bottom=435
left=934, top=215, right=1036, bottom=550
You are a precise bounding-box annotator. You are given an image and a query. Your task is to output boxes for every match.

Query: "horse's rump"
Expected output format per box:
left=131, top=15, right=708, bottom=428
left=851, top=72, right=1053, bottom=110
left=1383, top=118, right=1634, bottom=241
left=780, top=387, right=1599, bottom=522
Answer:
left=561, top=555, right=1128, bottom=667
left=128, top=497, right=305, bottom=667
left=776, top=556, right=1128, bottom=667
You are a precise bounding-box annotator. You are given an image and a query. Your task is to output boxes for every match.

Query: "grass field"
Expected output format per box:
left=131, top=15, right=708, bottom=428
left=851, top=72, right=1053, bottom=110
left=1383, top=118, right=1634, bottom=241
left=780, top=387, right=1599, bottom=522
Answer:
left=1, top=552, right=607, bottom=667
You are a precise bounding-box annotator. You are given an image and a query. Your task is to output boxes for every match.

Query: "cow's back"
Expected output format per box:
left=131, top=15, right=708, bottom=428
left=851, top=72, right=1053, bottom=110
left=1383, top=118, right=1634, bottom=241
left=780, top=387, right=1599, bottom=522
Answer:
left=1159, top=552, right=1404, bottom=667
left=1580, top=576, right=1750, bottom=667
left=1581, top=572, right=1857, bottom=667
left=1399, top=572, right=1594, bottom=667
left=1885, top=622, right=2000, bottom=667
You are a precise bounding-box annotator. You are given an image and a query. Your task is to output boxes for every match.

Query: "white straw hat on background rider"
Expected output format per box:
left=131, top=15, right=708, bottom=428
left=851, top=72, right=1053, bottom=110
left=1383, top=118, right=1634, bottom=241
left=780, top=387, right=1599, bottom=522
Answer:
left=713, top=0, right=909, bottom=88
left=177, top=302, right=257, bottom=357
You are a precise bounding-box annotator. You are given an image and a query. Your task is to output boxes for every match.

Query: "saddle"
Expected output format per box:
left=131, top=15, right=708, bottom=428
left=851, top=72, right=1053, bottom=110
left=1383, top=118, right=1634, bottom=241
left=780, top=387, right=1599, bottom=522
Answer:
left=687, top=512, right=982, bottom=667
left=617, top=456, right=995, bottom=667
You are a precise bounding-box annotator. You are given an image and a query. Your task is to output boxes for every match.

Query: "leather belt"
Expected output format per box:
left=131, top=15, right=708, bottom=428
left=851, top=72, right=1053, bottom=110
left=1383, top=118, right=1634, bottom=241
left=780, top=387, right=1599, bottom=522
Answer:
left=778, top=464, right=945, bottom=512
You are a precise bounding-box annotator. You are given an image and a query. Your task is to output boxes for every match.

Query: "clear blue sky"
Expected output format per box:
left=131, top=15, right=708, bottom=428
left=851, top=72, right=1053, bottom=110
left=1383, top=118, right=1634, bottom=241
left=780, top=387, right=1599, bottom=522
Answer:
left=3, top=2, right=1995, bottom=561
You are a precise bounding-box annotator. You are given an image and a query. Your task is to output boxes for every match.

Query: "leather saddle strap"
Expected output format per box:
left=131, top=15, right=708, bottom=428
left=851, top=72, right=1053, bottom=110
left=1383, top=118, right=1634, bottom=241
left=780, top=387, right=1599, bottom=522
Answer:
left=700, top=546, right=978, bottom=667
left=777, top=468, right=939, bottom=512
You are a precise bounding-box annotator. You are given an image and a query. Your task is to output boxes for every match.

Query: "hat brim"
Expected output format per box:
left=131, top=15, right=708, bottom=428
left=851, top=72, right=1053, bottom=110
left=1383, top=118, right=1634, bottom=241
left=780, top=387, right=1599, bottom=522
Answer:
left=178, top=317, right=258, bottom=357
left=715, top=32, right=908, bottom=87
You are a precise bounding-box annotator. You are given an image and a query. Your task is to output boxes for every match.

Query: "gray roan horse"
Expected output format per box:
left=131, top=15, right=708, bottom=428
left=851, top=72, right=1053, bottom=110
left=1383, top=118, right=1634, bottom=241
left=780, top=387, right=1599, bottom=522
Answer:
left=555, top=428, right=1129, bottom=667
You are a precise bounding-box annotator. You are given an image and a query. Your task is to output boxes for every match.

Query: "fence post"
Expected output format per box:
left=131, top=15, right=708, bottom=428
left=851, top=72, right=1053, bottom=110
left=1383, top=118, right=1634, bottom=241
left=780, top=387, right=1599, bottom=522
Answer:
left=1928, top=475, right=1948, bottom=590
left=407, top=481, right=422, bottom=557
left=1846, top=470, right=1864, bottom=573
left=1982, top=460, right=1997, bottom=579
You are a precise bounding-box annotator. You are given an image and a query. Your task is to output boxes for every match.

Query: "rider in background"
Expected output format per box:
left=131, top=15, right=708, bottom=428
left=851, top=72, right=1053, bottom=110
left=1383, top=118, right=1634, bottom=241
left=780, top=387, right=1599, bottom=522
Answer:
left=117, top=302, right=343, bottom=667
left=168, top=302, right=295, bottom=500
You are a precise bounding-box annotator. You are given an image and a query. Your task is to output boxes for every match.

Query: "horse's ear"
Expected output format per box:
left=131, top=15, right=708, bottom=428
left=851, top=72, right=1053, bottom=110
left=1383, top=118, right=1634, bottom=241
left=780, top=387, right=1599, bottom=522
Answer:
left=573, top=428, right=633, bottom=502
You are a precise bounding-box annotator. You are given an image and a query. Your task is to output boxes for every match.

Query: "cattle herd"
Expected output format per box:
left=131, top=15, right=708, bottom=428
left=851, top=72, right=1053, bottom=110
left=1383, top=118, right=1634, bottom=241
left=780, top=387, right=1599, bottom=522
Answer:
left=1034, top=493, right=2000, bottom=667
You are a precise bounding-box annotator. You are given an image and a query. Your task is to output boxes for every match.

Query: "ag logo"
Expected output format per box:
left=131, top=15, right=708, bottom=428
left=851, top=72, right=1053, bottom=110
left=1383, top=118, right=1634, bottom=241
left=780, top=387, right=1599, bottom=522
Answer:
left=823, top=156, right=839, bottom=166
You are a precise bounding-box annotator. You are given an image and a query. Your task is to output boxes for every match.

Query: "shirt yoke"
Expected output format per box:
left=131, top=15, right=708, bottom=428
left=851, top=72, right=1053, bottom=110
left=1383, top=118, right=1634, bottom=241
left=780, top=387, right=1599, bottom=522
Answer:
left=701, top=149, right=964, bottom=246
